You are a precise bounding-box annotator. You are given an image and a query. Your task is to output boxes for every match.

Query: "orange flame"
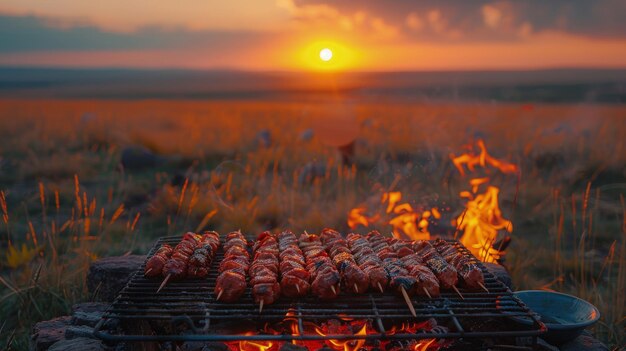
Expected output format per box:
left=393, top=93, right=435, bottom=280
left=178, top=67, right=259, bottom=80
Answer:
left=238, top=332, right=275, bottom=351
left=316, top=324, right=368, bottom=351
left=450, top=139, right=518, bottom=176
left=413, top=338, right=437, bottom=351
left=347, top=207, right=379, bottom=229
left=456, top=185, right=513, bottom=262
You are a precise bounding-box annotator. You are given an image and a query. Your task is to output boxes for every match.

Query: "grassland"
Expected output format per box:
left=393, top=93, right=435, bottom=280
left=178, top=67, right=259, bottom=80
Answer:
left=0, top=99, right=624, bottom=349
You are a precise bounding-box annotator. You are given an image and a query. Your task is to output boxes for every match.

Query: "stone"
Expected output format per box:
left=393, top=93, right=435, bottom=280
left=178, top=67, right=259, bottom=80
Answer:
left=279, top=344, right=309, bottom=351
left=87, top=255, right=145, bottom=302
left=559, top=330, right=608, bottom=351
left=47, top=337, right=107, bottom=351
left=31, top=316, right=71, bottom=351
left=120, top=147, right=163, bottom=171
left=71, top=303, right=110, bottom=327
left=72, top=302, right=109, bottom=314
left=483, top=262, right=513, bottom=289
left=65, top=325, right=95, bottom=340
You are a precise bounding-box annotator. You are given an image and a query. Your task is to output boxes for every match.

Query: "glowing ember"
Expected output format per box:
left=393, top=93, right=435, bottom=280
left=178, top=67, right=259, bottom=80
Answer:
left=317, top=323, right=368, bottom=351
left=412, top=338, right=437, bottom=351
left=237, top=332, right=275, bottom=351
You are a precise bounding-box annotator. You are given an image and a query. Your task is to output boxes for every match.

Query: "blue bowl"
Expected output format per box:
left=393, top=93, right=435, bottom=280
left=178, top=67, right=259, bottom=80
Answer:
left=509, top=290, right=600, bottom=345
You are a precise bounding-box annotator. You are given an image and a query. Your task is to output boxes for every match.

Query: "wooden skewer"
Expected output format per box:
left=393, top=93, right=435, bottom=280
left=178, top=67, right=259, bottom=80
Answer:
left=295, top=284, right=301, bottom=294
left=422, top=287, right=432, bottom=299
left=144, top=268, right=153, bottom=276
left=452, top=285, right=464, bottom=300
left=353, top=283, right=359, bottom=293
left=377, top=282, right=384, bottom=293
left=478, top=282, right=489, bottom=293
left=216, top=289, right=223, bottom=301
left=400, top=286, right=417, bottom=317
left=330, top=285, right=337, bottom=295
left=157, top=274, right=171, bottom=293
left=259, top=300, right=264, bottom=314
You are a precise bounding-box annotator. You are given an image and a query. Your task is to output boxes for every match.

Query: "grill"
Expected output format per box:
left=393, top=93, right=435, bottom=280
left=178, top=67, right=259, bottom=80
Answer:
left=94, top=236, right=545, bottom=346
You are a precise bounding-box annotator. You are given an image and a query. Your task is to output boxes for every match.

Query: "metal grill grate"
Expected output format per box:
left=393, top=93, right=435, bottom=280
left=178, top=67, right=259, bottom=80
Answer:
left=94, top=236, right=545, bottom=343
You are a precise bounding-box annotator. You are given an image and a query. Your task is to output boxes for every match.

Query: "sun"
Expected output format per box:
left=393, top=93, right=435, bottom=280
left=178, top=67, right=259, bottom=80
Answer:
left=319, top=48, right=333, bottom=62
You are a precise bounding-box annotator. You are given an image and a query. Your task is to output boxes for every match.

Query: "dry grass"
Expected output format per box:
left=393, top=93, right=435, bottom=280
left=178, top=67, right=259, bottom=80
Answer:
left=0, top=99, right=624, bottom=349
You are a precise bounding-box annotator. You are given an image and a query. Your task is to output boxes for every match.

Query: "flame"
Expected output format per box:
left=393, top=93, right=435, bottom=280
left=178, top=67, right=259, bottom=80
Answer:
left=413, top=338, right=436, bottom=351
left=316, top=323, right=368, bottom=351
left=347, top=207, right=379, bottom=229
left=450, top=139, right=518, bottom=176
left=237, top=332, right=275, bottom=351
left=456, top=185, right=513, bottom=262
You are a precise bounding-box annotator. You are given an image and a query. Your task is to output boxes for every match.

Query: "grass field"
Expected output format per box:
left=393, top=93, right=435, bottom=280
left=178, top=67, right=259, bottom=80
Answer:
left=0, top=99, right=624, bottom=349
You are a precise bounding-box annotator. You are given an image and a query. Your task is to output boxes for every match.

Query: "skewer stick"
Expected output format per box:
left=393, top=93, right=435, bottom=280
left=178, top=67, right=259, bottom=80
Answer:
left=377, top=282, right=384, bottom=293
left=216, top=289, right=223, bottom=301
left=452, top=285, right=464, bottom=300
left=144, top=268, right=153, bottom=276
left=295, top=284, right=301, bottom=294
left=353, top=283, right=359, bottom=293
left=422, top=287, right=432, bottom=299
left=400, top=286, right=417, bottom=317
left=157, top=274, right=171, bottom=293
left=330, top=285, right=337, bottom=295
left=478, top=282, right=489, bottom=293
left=259, top=300, right=264, bottom=314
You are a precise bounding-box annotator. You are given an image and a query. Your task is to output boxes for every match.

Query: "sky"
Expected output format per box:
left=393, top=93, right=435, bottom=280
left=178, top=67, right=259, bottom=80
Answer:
left=1, top=0, right=626, bottom=71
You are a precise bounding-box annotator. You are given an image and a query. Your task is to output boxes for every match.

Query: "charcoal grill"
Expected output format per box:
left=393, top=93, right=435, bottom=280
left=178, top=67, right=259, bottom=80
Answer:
left=94, top=236, right=545, bottom=346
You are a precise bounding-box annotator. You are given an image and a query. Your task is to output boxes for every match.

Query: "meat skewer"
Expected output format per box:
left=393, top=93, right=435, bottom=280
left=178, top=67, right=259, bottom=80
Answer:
left=298, top=232, right=340, bottom=299
left=187, top=231, right=220, bottom=278
left=158, top=232, right=202, bottom=292
left=320, top=229, right=369, bottom=294
left=346, top=233, right=389, bottom=293
left=145, top=243, right=173, bottom=277
left=365, top=231, right=418, bottom=317
left=250, top=231, right=281, bottom=312
left=277, top=230, right=310, bottom=298
left=411, top=240, right=464, bottom=299
left=432, top=239, right=488, bottom=292
left=386, top=237, right=440, bottom=299
left=215, top=230, right=250, bottom=302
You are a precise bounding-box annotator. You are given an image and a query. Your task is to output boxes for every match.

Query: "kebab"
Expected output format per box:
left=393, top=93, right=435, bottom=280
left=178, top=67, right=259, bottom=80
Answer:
left=144, top=244, right=173, bottom=277
left=365, top=231, right=418, bottom=317
left=346, top=233, right=389, bottom=293
left=432, top=239, right=488, bottom=292
left=298, top=232, right=340, bottom=299
left=215, top=230, right=250, bottom=302
left=386, top=237, right=440, bottom=298
left=320, top=228, right=369, bottom=294
left=277, top=230, right=310, bottom=298
left=250, top=231, right=281, bottom=312
left=187, top=231, right=220, bottom=278
left=158, top=232, right=202, bottom=292
left=411, top=240, right=464, bottom=299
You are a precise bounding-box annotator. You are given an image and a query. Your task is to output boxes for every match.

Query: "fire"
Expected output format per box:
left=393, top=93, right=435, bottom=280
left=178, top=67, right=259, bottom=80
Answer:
left=316, top=323, right=368, bottom=351
left=237, top=332, right=275, bottom=351
left=347, top=191, right=439, bottom=241
left=451, top=139, right=518, bottom=262
left=413, top=338, right=436, bottom=351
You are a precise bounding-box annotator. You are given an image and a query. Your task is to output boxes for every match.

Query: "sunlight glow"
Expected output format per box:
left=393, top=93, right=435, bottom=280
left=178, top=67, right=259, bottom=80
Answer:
left=319, top=48, right=333, bottom=61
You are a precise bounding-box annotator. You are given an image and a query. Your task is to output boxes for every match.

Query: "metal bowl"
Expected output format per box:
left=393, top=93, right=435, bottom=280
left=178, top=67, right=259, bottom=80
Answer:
left=510, top=290, right=600, bottom=345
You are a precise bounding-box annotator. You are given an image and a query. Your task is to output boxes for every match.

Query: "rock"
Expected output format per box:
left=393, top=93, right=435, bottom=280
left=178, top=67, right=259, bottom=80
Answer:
left=31, top=316, right=71, bottom=351
left=483, top=262, right=513, bottom=289
left=279, top=344, right=308, bottom=351
left=47, top=337, right=107, bottom=351
left=87, top=255, right=145, bottom=302
left=180, top=341, right=229, bottom=351
left=559, top=330, right=608, bottom=351
left=255, top=129, right=272, bottom=148
left=120, top=146, right=163, bottom=171
left=72, top=303, right=109, bottom=314
left=65, top=325, right=95, bottom=340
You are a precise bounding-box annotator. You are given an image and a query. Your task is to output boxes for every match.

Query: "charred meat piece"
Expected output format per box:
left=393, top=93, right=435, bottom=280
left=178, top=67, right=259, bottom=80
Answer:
left=299, top=233, right=340, bottom=299
left=387, top=238, right=440, bottom=297
left=145, top=244, right=173, bottom=277
left=365, top=231, right=416, bottom=294
left=346, top=233, right=389, bottom=292
left=187, top=231, right=220, bottom=278
left=163, top=232, right=202, bottom=279
left=277, top=230, right=310, bottom=298
left=250, top=231, right=281, bottom=305
left=411, top=240, right=458, bottom=289
left=320, top=228, right=369, bottom=294
left=432, top=239, right=485, bottom=291
left=215, top=231, right=249, bottom=302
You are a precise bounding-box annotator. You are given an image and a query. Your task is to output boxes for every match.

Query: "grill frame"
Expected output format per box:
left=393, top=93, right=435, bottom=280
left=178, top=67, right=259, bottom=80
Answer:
left=94, top=236, right=546, bottom=343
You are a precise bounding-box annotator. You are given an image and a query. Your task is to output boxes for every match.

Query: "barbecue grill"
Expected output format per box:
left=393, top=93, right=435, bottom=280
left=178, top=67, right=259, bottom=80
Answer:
left=94, top=236, right=546, bottom=348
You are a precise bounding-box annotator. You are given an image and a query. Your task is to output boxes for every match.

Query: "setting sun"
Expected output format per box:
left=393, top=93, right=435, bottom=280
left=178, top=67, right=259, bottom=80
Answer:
left=319, top=48, right=333, bottom=62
